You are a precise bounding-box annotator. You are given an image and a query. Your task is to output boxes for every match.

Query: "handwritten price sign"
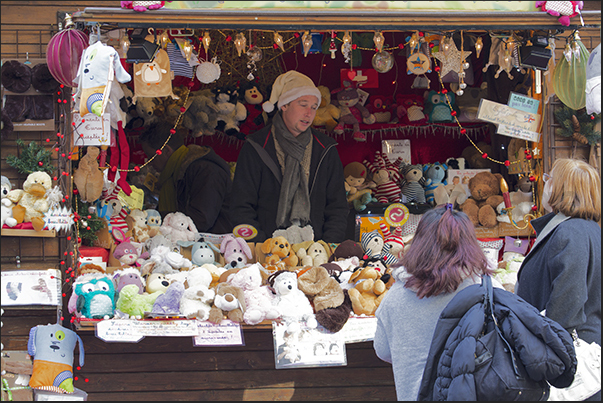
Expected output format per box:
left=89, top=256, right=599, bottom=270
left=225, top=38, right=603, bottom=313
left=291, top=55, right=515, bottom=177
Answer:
left=384, top=203, right=410, bottom=227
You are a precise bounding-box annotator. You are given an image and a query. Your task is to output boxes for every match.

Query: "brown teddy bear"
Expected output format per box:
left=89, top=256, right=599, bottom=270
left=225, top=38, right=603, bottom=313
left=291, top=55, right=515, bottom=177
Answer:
left=460, top=171, right=505, bottom=228
left=347, top=265, right=388, bottom=316
left=312, top=85, right=340, bottom=132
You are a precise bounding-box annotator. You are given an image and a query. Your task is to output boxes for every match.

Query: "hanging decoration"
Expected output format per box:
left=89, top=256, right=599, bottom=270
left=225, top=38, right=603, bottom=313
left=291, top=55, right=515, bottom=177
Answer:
left=120, top=33, right=131, bottom=55
left=202, top=31, right=211, bottom=55
left=406, top=31, right=431, bottom=76
left=432, top=36, right=471, bottom=79
left=234, top=32, right=246, bottom=57
left=372, top=51, right=394, bottom=73
left=46, top=13, right=89, bottom=88
left=341, top=31, right=352, bottom=63
left=274, top=31, right=285, bottom=51
left=246, top=45, right=263, bottom=80
left=182, top=38, right=193, bottom=61
left=554, top=106, right=601, bottom=145
left=196, top=57, right=221, bottom=84
left=329, top=31, right=337, bottom=59
left=302, top=31, right=313, bottom=57
left=553, top=32, right=590, bottom=110
left=160, top=30, right=170, bottom=49
left=373, top=31, right=385, bottom=52
left=475, top=36, right=484, bottom=58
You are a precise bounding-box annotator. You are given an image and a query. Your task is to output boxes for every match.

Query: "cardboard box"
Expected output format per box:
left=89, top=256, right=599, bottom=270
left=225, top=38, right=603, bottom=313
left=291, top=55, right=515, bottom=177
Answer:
left=33, top=387, right=87, bottom=401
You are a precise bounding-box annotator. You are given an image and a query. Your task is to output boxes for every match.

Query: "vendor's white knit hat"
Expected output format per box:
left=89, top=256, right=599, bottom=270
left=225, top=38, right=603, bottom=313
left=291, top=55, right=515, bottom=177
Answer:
left=263, top=70, right=322, bottom=113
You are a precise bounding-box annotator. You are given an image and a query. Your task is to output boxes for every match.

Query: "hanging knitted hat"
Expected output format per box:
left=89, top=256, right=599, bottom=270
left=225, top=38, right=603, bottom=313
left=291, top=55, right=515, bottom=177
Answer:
left=262, top=70, right=321, bottom=113
left=1, top=60, right=32, bottom=93
left=31, top=63, right=60, bottom=93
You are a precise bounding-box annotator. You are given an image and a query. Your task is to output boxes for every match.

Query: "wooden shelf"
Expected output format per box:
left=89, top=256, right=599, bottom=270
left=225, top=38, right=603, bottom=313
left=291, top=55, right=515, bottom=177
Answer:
left=1, top=228, right=56, bottom=237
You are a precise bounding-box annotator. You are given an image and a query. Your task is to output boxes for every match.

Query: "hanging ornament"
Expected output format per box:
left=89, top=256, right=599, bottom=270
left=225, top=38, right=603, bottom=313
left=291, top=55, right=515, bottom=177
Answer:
left=274, top=31, right=284, bottom=51
left=475, top=36, right=484, bottom=58
left=196, top=57, right=221, bottom=84
left=160, top=30, right=170, bottom=49
left=372, top=50, right=394, bottom=73
left=441, top=35, right=451, bottom=55
left=329, top=31, right=337, bottom=59
left=373, top=31, right=385, bottom=52
left=182, top=38, right=193, bottom=61
left=341, top=30, right=352, bottom=63
left=46, top=13, right=89, bottom=88
left=246, top=46, right=263, bottom=80
left=302, top=31, right=313, bottom=57
left=202, top=31, right=211, bottom=55
left=120, top=34, right=130, bottom=55
left=234, top=32, right=246, bottom=57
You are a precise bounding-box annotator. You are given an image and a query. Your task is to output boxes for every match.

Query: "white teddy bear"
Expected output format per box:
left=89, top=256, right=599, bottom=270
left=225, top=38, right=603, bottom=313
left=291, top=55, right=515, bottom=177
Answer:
left=269, top=270, right=317, bottom=331
left=226, top=263, right=280, bottom=325
left=179, top=266, right=215, bottom=321
left=1, top=175, right=17, bottom=228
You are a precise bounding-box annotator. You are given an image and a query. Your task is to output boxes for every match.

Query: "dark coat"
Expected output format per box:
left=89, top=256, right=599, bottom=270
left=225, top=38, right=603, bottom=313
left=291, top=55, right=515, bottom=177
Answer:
left=230, top=124, right=348, bottom=243
left=417, top=282, right=577, bottom=401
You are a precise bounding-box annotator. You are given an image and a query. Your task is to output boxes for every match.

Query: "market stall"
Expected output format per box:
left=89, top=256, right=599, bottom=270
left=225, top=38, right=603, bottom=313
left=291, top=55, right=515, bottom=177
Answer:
left=1, top=1, right=600, bottom=401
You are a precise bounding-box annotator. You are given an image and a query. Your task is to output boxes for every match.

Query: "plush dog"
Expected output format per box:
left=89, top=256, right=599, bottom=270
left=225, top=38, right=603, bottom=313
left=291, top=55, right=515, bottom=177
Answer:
left=260, top=236, right=299, bottom=267
left=293, top=240, right=331, bottom=267
left=347, top=265, right=388, bottom=316
left=220, top=234, right=253, bottom=269
left=180, top=266, right=215, bottom=321
left=208, top=282, right=246, bottom=324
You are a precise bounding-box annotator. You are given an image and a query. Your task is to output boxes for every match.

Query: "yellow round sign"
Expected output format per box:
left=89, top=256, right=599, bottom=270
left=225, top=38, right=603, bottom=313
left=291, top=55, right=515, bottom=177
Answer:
left=384, top=203, right=410, bottom=227
left=233, top=224, right=258, bottom=240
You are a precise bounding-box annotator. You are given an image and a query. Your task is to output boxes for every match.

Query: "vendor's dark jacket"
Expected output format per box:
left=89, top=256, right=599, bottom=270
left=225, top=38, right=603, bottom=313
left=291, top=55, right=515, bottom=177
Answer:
left=230, top=124, right=348, bottom=243
left=417, top=281, right=576, bottom=401
left=175, top=144, right=233, bottom=234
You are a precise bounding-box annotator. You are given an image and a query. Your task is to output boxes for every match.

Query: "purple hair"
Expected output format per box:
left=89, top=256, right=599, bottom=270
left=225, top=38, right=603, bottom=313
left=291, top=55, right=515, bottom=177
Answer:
left=400, top=206, right=493, bottom=298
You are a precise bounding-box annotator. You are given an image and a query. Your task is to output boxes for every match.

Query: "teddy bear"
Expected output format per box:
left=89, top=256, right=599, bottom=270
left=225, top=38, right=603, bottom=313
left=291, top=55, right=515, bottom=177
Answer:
left=208, top=282, right=246, bottom=324
left=220, top=234, right=254, bottom=269
left=116, top=283, right=163, bottom=319
left=151, top=280, right=185, bottom=316
left=394, top=93, right=427, bottom=125
left=212, top=85, right=247, bottom=139
left=267, top=270, right=317, bottom=330
left=72, top=146, right=104, bottom=203
left=125, top=208, right=151, bottom=243
left=332, top=80, right=375, bottom=142
left=424, top=90, right=458, bottom=123
left=347, top=265, right=388, bottom=316
left=7, top=171, right=53, bottom=231
left=366, top=94, right=395, bottom=123
left=379, top=222, right=405, bottom=261
left=343, top=161, right=376, bottom=211
left=226, top=263, right=280, bottom=325
left=399, top=162, right=427, bottom=204
left=461, top=142, right=498, bottom=171
left=160, top=211, right=200, bottom=244
left=260, top=236, right=299, bottom=268
left=312, top=85, right=340, bottom=132
left=363, top=151, right=401, bottom=204
left=297, top=265, right=352, bottom=333
left=460, top=171, right=505, bottom=228
left=292, top=240, right=331, bottom=267
left=1, top=175, right=17, bottom=228
left=238, top=81, right=269, bottom=136
left=423, top=161, right=449, bottom=206
left=180, top=88, right=220, bottom=137
left=496, top=176, right=534, bottom=225
left=96, top=184, right=131, bottom=242
left=179, top=266, right=215, bottom=321
left=360, top=229, right=398, bottom=266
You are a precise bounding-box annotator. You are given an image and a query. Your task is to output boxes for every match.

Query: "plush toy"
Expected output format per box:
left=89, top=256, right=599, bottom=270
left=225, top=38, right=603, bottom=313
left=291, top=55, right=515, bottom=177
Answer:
left=461, top=142, right=498, bottom=171
left=140, top=244, right=179, bottom=276
left=366, top=94, right=395, bottom=123
left=7, top=171, right=52, bottom=231
left=125, top=208, right=151, bottom=243
left=68, top=272, right=104, bottom=317
left=332, top=80, right=376, bottom=142
left=113, top=239, right=146, bottom=267
left=328, top=239, right=365, bottom=263
left=394, top=93, right=427, bottom=124
left=28, top=323, right=85, bottom=394
left=151, top=280, right=185, bottom=316
left=496, top=177, right=534, bottom=224
left=208, top=282, right=246, bottom=324
left=535, top=1, right=583, bottom=26
left=160, top=211, right=200, bottom=244
left=268, top=270, right=317, bottom=330
left=347, top=265, right=388, bottom=316
left=121, top=1, right=169, bottom=12
left=220, top=234, right=253, bottom=269
left=72, top=146, right=104, bottom=203
left=343, top=161, right=376, bottom=211
left=297, top=265, right=352, bottom=333
left=293, top=240, right=332, bottom=267
left=399, top=162, right=427, bottom=204
left=116, top=283, right=163, bottom=318
left=144, top=272, right=170, bottom=294
left=74, top=275, right=116, bottom=319
left=423, top=161, right=449, bottom=206
left=495, top=237, right=530, bottom=292
left=460, top=171, right=505, bottom=228
left=132, top=46, right=178, bottom=102
left=271, top=224, right=314, bottom=245
left=135, top=96, right=164, bottom=127
left=180, top=88, right=219, bottom=137
left=312, top=85, right=340, bottom=132
left=226, top=263, right=280, bottom=325
left=363, top=151, right=402, bottom=204
left=178, top=239, right=221, bottom=267
left=424, top=90, right=458, bottom=123
left=379, top=222, right=405, bottom=261
left=112, top=267, right=145, bottom=294
left=179, top=266, right=215, bottom=320
left=1, top=175, right=17, bottom=228
left=73, top=41, right=132, bottom=117
left=360, top=229, right=398, bottom=266
left=144, top=208, right=162, bottom=236
left=238, top=81, right=269, bottom=136
left=260, top=236, right=299, bottom=268
left=212, top=85, right=247, bottom=139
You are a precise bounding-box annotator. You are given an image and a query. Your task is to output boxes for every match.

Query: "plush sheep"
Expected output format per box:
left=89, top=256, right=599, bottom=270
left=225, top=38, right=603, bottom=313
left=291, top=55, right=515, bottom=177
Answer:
left=151, top=281, right=185, bottom=316
left=1, top=175, right=17, bottom=228
left=160, top=211, right=200, bottom=244
left=180, top=266, right=215, bottom=321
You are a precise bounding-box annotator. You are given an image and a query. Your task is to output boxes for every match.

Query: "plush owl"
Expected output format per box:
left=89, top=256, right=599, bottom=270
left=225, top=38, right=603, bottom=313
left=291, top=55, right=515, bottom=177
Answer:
left=28, top=323, right=85, bottom=394
left=424, top=90, right=458, bottom=123
left=74, top=276, right=116, bottom=319
left=145, top=208, right=162, bottom=237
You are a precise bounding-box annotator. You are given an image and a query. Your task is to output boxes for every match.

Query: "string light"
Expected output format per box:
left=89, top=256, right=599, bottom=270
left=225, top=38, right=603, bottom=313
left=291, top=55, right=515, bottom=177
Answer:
left=120, top=33, right=130, bottom=54
left=373, top=30, right=385, bottom=52
left=302, top=31, right=313, bottom=57
left=475, top=36, right=483, bottom=58
left=329, top=30, right=337, bottom=59
left=182, top=39, right=193, bottom=61
left=160, top=30, right=170, bottom=49
left=234, top=32, right=246, bottom=56
left=202, top=31, right=211, bottom=55
left=341, top=30, right=352, bottom=63
left=273, top=31, right=284, bottom=51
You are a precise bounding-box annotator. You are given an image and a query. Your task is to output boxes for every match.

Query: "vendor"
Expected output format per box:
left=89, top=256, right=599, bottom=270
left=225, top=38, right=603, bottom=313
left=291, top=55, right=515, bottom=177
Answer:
left=230, top=70, right=348, bottom=243
left=139, top=122, right=233, bottom=234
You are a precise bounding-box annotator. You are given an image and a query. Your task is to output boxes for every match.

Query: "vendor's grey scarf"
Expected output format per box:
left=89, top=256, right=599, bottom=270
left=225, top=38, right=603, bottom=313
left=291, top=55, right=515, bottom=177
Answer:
left=273, top=112, right=312, bottom=229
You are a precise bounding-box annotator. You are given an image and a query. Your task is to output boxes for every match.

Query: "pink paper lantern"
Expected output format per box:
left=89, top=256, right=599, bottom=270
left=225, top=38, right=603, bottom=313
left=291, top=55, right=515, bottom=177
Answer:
left=46, top=14, right=88, bottom=88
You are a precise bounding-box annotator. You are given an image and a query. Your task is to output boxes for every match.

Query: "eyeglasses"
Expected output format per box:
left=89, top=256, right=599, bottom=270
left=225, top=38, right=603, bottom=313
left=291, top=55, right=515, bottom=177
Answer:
left=543, top=173, right=552, bottom=183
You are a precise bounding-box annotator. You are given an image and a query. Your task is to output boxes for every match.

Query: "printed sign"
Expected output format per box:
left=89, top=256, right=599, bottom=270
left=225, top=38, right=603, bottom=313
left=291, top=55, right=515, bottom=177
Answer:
left=507, top=92, right=540, bottom=114
left=477, top=98, right=541, bottom=139
left=1, top=269, right=62, bottom=306
left=72, top=112, right=113, bottom=147
left=339, top=316, right=378, bottom=343
left=96, top=319, right=200, bottom=343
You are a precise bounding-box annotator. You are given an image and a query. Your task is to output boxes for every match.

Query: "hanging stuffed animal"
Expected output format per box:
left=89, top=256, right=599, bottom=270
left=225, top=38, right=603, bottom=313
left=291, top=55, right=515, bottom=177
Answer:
left=535, top=1, right=584, bottom=26
left=132, top=34, right=179, bottom=102
left=28, top=323, right=85, bottom=394
left=73, top=41, right=132, bottom=117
